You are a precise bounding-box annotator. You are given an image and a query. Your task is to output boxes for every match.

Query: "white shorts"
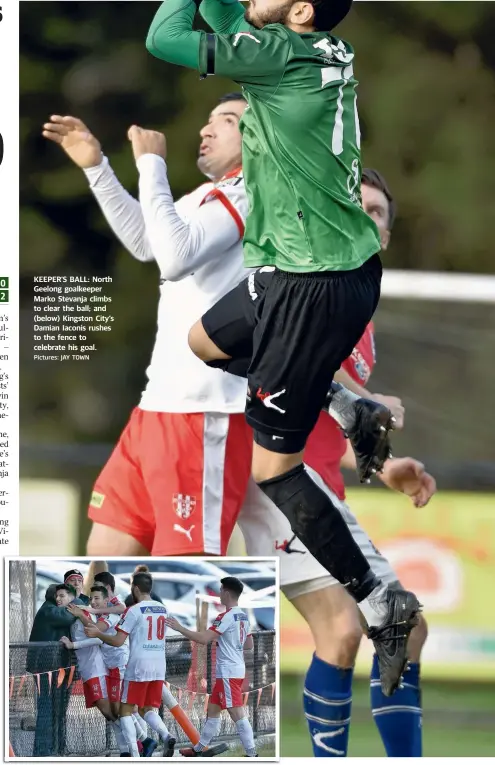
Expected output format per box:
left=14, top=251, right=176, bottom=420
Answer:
left=238, top=465, right=398, bottom=600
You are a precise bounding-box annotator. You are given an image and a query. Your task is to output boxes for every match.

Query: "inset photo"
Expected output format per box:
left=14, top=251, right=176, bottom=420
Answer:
left=8, top=558, right=278, bottom=759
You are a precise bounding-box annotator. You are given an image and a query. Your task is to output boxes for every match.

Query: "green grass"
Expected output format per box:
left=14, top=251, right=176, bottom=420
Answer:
left=222, top=739, right=275, bottom=757
left=281, top=674, right=495, bottom=757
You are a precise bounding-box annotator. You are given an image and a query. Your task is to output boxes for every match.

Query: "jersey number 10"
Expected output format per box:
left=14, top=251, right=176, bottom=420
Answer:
left=147, top=615, right=166, bottom=640
left=313, top=39, right=361, bottom=157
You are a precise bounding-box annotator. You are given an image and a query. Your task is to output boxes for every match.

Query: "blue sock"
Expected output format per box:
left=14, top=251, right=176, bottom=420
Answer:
left=303, top=653, right=353, bottom=757
left=370, top=654, right=422, bottom=756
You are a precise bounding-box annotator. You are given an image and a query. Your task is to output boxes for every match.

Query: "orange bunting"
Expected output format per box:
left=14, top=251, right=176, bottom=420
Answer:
left=257, top=688, right=262, bottom=707
left=9, top=676, right=14, bottom=699
left=187, top=691, right=197, bottom=712
left=35, top=674, right=41, bottom=695
left=17, top=675, right=26, bottom=696
left=177, top=687, right=183, bottom=704
left=271, top=682, right=275, bottom=702
left=67, top=666, right=76, bottom=688
left=57, top=668, right=66, bottom=688
left=47, top=672, right=52, bottom=690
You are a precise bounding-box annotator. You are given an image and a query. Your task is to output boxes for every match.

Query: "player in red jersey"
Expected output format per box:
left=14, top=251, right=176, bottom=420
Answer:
left=85, top=571, right=175, bottom=758
left=165, top=577, right=257, bottom=758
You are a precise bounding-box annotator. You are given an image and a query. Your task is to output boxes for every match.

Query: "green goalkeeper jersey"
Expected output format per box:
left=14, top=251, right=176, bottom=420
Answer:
left=147, top=1, right=381, bottom=272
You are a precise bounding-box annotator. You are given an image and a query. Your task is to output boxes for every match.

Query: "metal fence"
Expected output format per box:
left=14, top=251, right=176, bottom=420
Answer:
left=9, top=560, right=36, bottom=642
left=9, top=633, right=276, bottom=758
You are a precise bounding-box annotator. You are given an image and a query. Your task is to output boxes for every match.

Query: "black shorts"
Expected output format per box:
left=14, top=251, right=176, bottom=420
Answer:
left=201, top=256, right=382, bottom=452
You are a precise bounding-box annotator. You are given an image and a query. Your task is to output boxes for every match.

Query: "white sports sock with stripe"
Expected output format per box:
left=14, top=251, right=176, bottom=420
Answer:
left=236, top=717, right=256, bottom=757
left=194, top=717, right=221, bottom=751
left=111, top=720, right=129, bottom=754
left=132, top=712, right=148, bottom=742
left=143, top=709, right=171, bottom=742
left=119, top=715, right=140, bottom=758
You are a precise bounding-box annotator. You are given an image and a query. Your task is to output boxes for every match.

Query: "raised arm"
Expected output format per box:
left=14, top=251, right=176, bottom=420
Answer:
left=145, top=0, right=289, bottom=87
left=199, top=0, right=250, bottom=35
left=42, top=116, right=153, bottom=263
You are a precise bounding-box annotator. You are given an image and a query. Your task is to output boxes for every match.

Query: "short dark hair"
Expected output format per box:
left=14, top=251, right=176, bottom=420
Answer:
left=311, top=0, right=352, bottom=32
left=218, top=92, right=246, bottom=105
left=94, top=572, right=115, bottom=592
left=133, top=564, right=149, bottom=575
left=362, top=168, right=396, bottom=230
left=221, top=576, right=244, bottom=597
left=55, top=583, right=76, bottom=597
left=132, top=572, right=153, bottom=594
left=90, top=585, right=108, bottom=598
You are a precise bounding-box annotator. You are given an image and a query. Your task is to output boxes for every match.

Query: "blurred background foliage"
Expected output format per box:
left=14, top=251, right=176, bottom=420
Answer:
left=20, top=3, right=495, bottom=514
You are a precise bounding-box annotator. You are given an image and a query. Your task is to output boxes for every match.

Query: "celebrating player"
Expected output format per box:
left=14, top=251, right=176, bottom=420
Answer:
left=56, top=585, right=127, bottom=755
left=238, top=170, right=431, bottom=756
left=85, top=571, right=175, bottom=757
left=165, top=577, right=257, bottom=757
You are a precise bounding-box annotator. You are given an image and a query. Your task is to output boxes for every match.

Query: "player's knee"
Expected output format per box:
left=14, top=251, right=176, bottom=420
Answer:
left=407, top=613, right=428, bottom=661
left=313, top=611, right=362, bottom=667
left=252, top=442, right=304, bottom=485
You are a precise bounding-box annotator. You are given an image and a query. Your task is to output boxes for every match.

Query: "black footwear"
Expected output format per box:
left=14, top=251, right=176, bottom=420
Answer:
left=367, top=589, right=421, bottom=697
left=141, top=737, right=158, bottom=757
left=120, top=754, right=131, bottom=757
left=345, top=399, right=395, bottom=483
left=164, top=736, right=176, bottom=757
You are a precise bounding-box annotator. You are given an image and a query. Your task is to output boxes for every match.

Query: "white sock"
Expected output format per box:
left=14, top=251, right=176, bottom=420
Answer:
left=236, top=717, right=256, bottom=757
left=194, top=717, right=221, bottom=751
left=132, top=712, right=148, bottom=742
left=119, top=715, right=140, bottom=758
left=359, top=582, right=389, bottom=627
left=143, top=709, right=171, bottom=742
left=111, top=720, right=129, bottom=754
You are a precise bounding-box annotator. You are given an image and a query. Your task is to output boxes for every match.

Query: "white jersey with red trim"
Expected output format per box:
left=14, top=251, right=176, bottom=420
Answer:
left=139, top=166, right=250, bottom=413
left=117, top=600, right=168, bottom=682
left=98, top=612, right=129, bottom=672
left=210, top=607, right=249, bottom=679
left=70, top=614, right=106, bottom=683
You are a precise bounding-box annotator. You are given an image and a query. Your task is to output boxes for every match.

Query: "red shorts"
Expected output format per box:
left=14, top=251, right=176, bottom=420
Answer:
left=83, top=676, right=107, bottom=709
left=88, top=408, right=252, bottom=555
left=210, top=677, right=245, bottom=709
left=106, top=666, right=123, bottom=703
left=121, top=679, right=163, bottom=709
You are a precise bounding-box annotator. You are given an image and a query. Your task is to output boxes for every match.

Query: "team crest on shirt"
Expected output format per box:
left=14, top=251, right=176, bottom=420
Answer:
left=173, top=493, right=197, bottom=519
left=350, top=347, right=371, bottom=382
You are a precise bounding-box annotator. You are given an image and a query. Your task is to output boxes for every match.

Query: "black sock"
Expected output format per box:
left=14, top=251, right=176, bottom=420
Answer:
left=258, top=464, right=380, bottom=601
left=205, top=357, right=250, bottom=378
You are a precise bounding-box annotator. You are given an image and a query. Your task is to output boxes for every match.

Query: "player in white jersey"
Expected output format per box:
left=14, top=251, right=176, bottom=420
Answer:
left=165, top=577, right=257, bottom=758
left=86, top=571, right=175, bottom=758
left=56, top=584, right=130, bottom=756
left=88, top=570, right=160, bottom=757
left=42, top=98, right=252, bottom=557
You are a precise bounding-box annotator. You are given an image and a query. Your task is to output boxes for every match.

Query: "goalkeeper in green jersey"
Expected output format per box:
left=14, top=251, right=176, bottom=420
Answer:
left=145, top=0, right=420, bottom=695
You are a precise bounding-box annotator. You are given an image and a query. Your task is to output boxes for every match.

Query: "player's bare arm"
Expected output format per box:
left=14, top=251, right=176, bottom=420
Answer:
left=165, top=617, right=218, bottom=645
left=341, top=440, right=436, bottom=508
left=243, top=634, right=254, bottom=651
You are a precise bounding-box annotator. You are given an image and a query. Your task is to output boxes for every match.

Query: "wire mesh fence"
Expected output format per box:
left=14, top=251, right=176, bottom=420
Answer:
left=9, top=633, right=276, bottom=757
left=9, top=560, right=37, bottom=642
